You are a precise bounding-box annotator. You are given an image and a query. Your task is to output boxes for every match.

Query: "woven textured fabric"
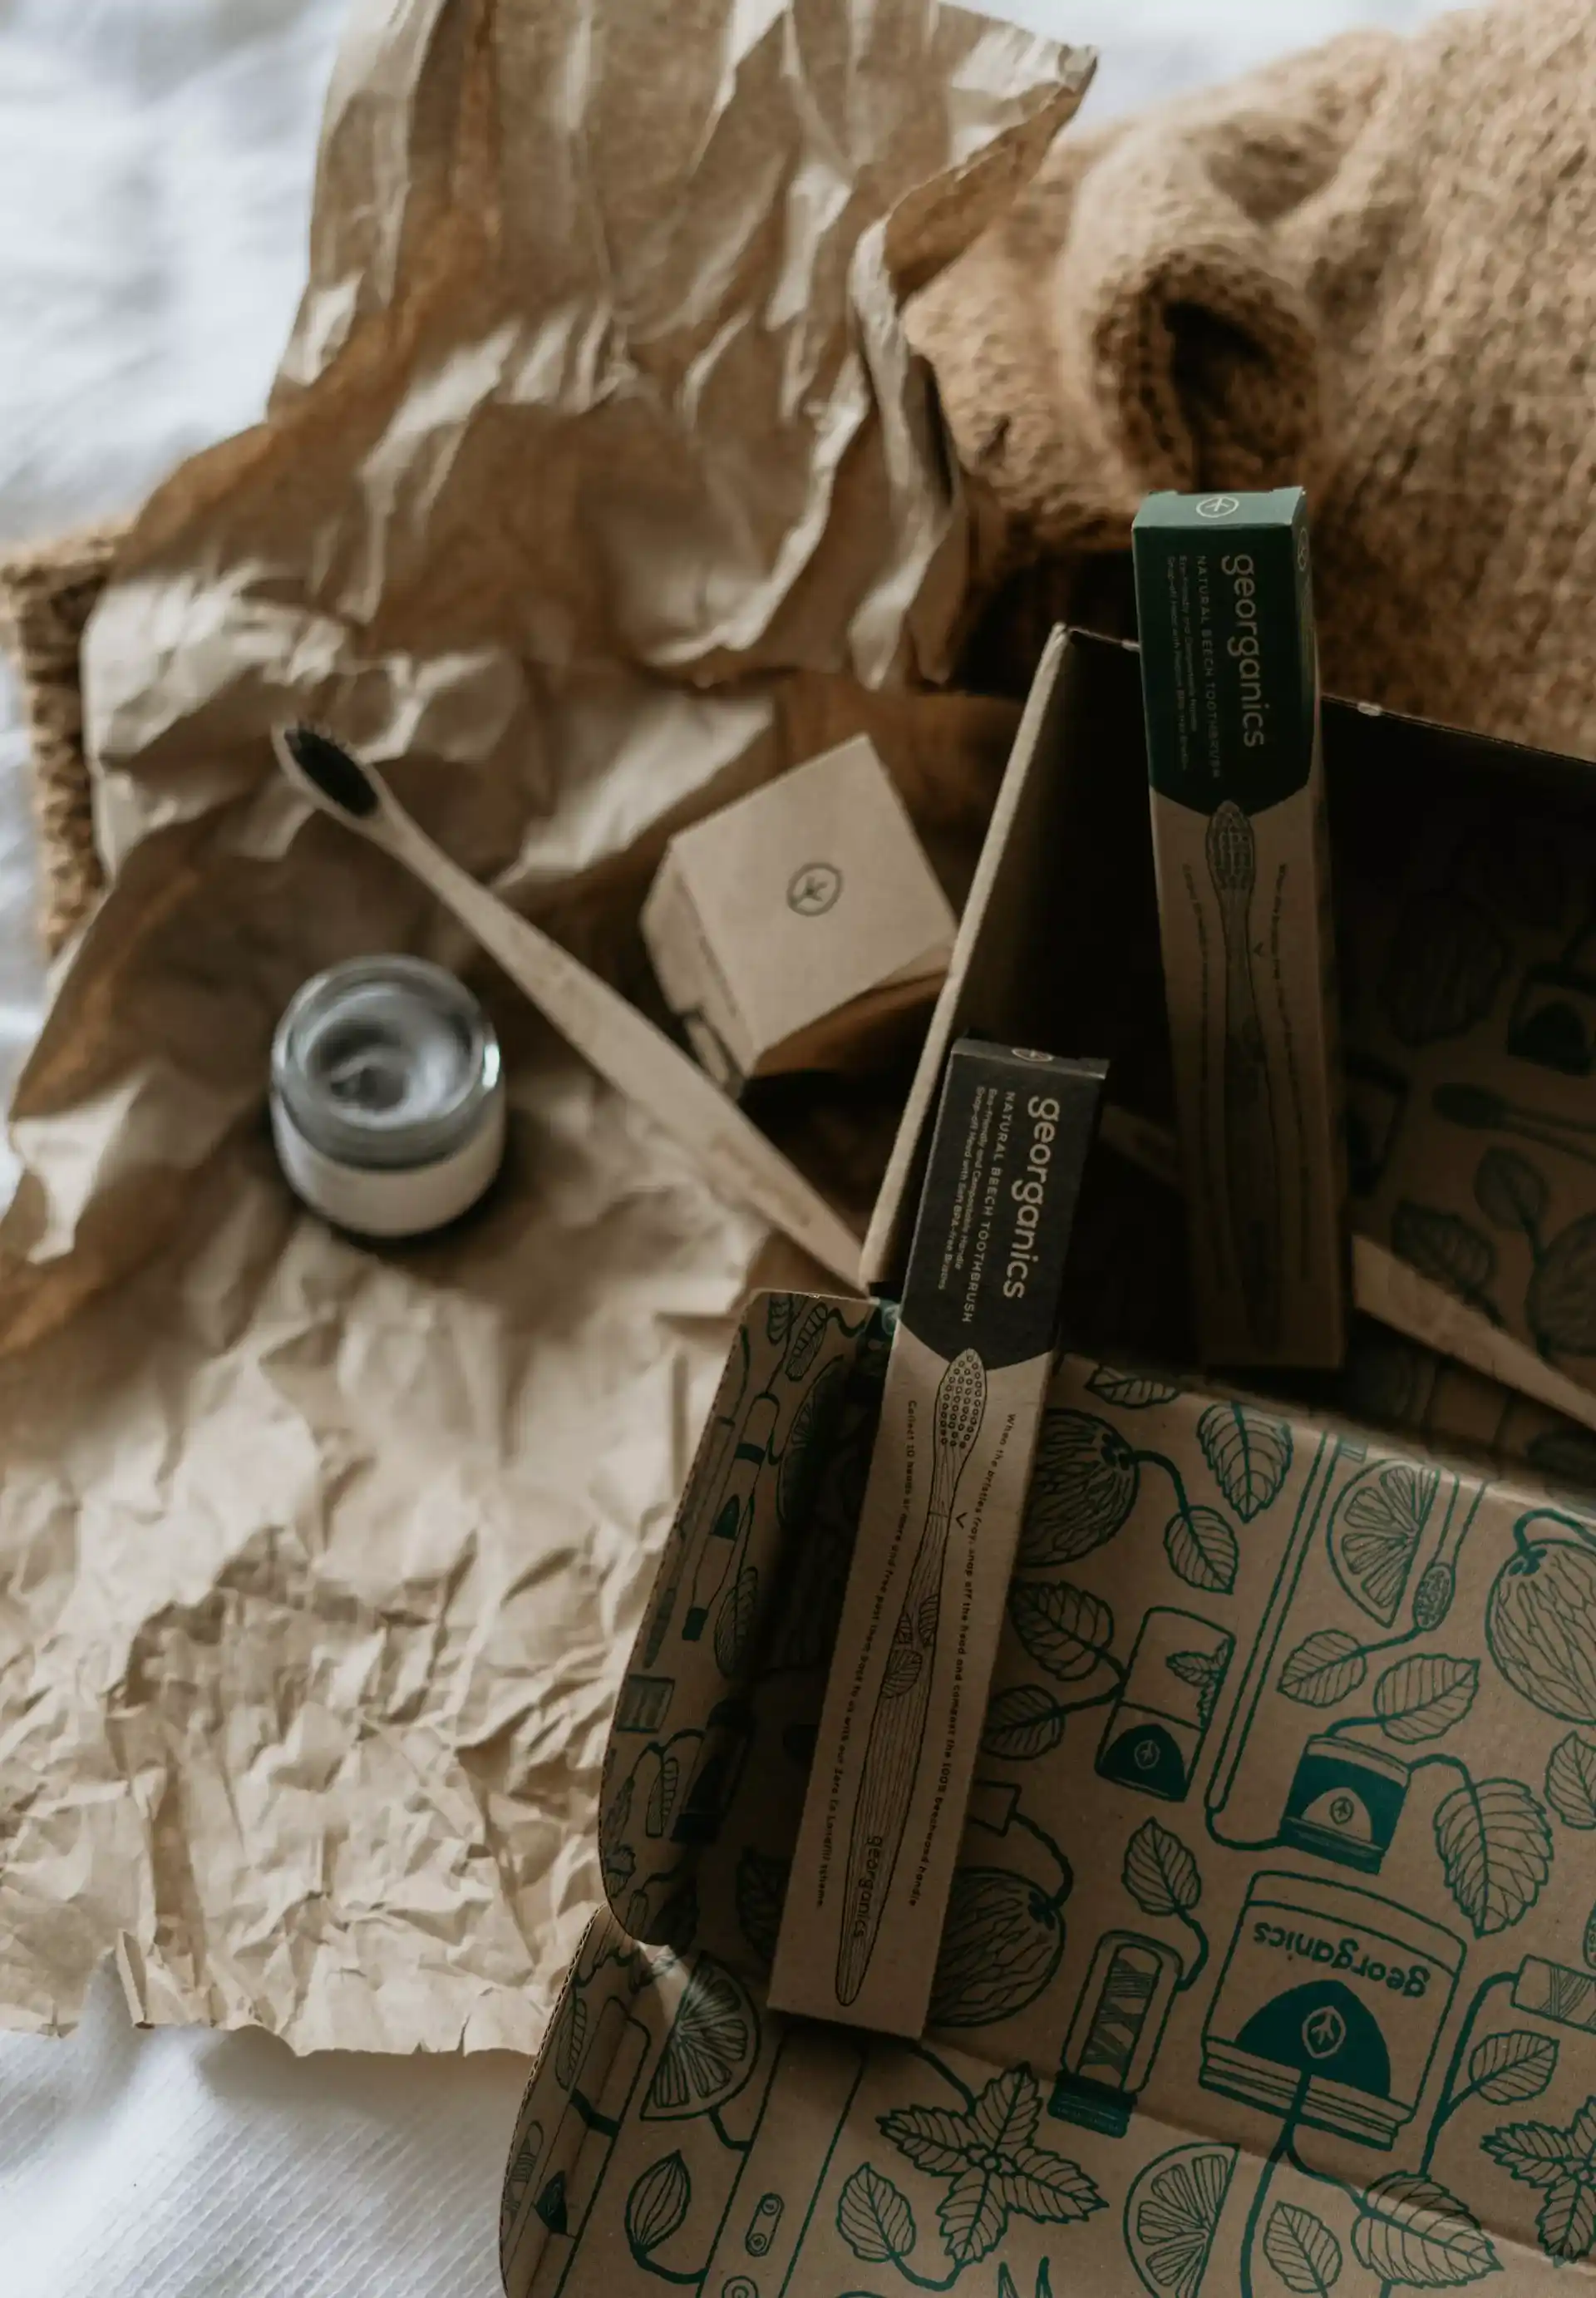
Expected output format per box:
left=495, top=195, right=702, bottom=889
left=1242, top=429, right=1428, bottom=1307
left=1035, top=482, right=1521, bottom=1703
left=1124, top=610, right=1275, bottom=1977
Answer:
left=913, top=0, right=1596, bottom=752
left=0, top=523, right=125, bottom=953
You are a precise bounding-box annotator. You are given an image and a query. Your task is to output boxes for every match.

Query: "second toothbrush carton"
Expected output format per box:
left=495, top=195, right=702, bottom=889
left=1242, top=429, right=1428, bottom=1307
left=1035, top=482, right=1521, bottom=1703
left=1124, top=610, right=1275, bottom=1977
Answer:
left=1132, top=487, right=1348, bottom=1368
left=768, top=1037, right=1104, bottom=2038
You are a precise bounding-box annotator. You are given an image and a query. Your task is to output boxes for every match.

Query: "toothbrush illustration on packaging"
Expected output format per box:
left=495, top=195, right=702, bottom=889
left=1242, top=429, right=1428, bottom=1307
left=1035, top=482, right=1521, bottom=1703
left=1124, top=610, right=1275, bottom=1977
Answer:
left=835, top=1345, right=986, bottom=2005
left=1206, top=800, right=1281, bottom=1351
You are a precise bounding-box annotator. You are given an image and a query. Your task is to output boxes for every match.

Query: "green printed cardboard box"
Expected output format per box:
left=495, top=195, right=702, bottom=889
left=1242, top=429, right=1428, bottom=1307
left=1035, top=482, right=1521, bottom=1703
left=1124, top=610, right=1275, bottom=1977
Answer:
left=501, top=1305, right=1596, bottom=2296
left=501, top=633, right=1596, bottom=2294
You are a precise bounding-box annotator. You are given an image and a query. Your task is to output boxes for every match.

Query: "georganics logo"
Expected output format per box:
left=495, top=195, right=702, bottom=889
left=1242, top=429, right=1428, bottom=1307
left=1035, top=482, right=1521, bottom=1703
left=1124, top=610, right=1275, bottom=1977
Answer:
left=1196, top=495, right=1241, bottom=520
left=786, top=861, right=842, bottom=917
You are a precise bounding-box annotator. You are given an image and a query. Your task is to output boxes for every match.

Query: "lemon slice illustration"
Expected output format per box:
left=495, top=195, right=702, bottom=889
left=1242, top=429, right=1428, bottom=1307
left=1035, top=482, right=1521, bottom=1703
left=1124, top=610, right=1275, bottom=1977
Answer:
left=642, top=1953, right=760, bottom=2121
left=1124, top=2142, right=1238, bottom=2298
left=1328, top=1457, right=1439, bottom=1625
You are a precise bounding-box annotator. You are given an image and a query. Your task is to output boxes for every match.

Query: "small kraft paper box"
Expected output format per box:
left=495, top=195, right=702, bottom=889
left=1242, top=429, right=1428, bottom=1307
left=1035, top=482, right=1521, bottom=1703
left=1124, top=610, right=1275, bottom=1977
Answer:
left=1133, top=489, right=1348, bottom=1371
left=767, top=1039, right=1104, bottom=2038
left=641, top=734, right=956, bottom=1093
left=501, top=630, right=1596, bottom=2297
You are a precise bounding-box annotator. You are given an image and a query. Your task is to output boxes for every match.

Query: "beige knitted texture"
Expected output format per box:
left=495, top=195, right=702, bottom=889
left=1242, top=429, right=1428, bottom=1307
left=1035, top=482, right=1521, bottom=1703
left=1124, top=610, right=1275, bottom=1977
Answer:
left=913, top=0, right=1596, bottom=753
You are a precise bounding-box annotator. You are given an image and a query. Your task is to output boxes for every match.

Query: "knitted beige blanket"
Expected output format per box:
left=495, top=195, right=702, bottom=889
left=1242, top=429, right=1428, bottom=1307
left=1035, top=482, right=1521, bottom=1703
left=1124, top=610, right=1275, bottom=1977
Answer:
left=913, top=0, right=1596, bottom=755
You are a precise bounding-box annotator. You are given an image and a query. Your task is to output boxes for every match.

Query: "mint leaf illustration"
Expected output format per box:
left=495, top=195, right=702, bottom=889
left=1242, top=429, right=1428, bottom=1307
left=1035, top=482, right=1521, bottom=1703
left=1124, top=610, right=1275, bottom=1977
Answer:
left=981, top=1684, right=1066, bottom=1762
left=880, top=2067, right=1103, bottom=2269
left=1548, top=1732, right=1596, bottom=1829
left=1540, top=2177, right=1596, bottom=2267
left=1372, top=1653, right=1479, bottom=1743
left=1279, top=1628, right=1368, bottom=1707
left=1351, top=2172, right=1498, bottom=2286
left=837, top=2162, right=916, bottom=2264
left=1196, top=1401, right=1292, bottom=1520
left=1167, top=1646, right=1227, bottom=1728
left=1264, top=2202, right=1342, bottom=2293
left=1123, top=1819, right=1201, bottom=1918
left=1485, top=2095, right=1596, bottom=2262
left=1008, top=1580, right=1116, bottom=1684
left=1433, top=1775, right=1553, bottom=1936
left=1392, top=1202, right=1500, bottom=1322
left=1476, top=1146, right=1549, bottom=1235
left=1164, top=1504, right=1238, bottom=1594
left=1467, top=2029, right=1559, bottom=2105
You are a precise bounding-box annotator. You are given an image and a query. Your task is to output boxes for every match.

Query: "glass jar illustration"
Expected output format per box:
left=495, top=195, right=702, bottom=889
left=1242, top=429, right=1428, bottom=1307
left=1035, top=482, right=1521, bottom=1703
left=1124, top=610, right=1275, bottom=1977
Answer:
left=1096, top=1609, right=1234, bottom=1804
left=1201, top=1873, right=1462, bottom=2148
left=1513, top=1955, right=1596, bottom=2033
left=1048, top=1929, right=1182, bottom=2138
left=1278, top=1736, right=1411, bottom=1872
left=615, top=1674, right=674, bottom=1736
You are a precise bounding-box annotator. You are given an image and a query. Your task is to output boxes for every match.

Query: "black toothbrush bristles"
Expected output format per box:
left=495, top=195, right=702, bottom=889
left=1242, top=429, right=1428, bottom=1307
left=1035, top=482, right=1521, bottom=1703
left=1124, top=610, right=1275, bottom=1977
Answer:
left=278, top=723, right=381, bottom=818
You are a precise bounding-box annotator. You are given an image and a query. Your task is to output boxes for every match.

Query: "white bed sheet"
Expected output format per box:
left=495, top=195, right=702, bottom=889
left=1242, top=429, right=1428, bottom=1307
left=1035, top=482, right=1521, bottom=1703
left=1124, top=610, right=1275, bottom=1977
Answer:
left=0, top=2, right=1464, bottom=2291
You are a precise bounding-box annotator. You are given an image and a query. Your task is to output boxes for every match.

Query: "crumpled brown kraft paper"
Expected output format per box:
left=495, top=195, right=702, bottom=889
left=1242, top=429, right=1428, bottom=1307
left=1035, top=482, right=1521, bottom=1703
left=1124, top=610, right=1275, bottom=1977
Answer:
left=0, top=0, right=1091, bottom=2049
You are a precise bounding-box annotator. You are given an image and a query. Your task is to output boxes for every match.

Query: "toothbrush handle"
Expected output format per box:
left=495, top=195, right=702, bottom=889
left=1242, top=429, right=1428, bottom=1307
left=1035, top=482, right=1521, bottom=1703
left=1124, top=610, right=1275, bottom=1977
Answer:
left=382, top=811, right=862, bottom=1287
left=1221, top=900, right=1279, bottom=1349
left=835, top=1457, right=957, bottom=2005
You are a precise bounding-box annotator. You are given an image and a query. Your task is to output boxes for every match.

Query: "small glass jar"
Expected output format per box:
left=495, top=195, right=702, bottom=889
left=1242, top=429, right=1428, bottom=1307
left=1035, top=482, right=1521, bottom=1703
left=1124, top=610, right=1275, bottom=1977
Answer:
left=270, top=956, right=505, bottom=1238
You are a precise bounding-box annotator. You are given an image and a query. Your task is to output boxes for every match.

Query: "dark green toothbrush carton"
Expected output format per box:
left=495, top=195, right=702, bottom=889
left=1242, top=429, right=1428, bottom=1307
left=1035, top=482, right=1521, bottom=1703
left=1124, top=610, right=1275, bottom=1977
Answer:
left=1133, top=488, right=1349, bottom=1373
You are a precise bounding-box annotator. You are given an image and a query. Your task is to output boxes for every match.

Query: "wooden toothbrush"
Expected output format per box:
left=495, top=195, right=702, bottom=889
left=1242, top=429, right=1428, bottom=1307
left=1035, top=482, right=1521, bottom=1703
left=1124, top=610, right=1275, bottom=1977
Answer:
left=835, top=1344, right=986, bottom=2006
left=272, top=725, right=863, bottom=1287
left=1205, top=800, right=1281, bottom=1352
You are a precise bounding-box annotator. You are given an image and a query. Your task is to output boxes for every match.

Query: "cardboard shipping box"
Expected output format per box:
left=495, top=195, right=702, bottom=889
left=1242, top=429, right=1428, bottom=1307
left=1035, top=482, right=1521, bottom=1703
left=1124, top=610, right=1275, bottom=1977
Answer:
left=500, top=1305, right=1596, bottom=2296
left=500, top=632, right=1596, bottom=2293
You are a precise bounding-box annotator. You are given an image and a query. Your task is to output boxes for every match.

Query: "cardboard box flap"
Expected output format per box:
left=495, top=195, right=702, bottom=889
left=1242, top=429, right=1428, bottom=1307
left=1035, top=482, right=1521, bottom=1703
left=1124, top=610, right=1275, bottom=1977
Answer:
left=505, top=1328, right=1596, bottom=2295
left=598, top=1291, right=888, bottom=1963
left=863, top=627, right=1080, bottom=1291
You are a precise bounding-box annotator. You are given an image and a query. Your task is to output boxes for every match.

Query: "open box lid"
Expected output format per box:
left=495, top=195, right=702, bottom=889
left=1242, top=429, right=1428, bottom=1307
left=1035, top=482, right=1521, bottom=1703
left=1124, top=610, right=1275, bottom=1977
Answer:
left=865, top=628, right=1596, bottom=1433
left=501, top=1279, right=1596, bottom=2296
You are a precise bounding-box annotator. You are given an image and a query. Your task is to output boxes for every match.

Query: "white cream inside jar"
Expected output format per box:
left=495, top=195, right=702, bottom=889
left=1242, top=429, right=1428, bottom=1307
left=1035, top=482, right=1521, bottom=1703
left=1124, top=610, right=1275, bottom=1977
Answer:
left=270, top=956, right=505, bottom=1237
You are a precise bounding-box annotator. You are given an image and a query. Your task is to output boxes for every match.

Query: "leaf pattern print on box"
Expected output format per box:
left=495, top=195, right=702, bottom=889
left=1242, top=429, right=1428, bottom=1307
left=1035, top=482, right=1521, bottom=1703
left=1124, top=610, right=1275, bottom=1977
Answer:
left=1346, top=791, right=1596, bottom=1394
left=501, top=1328, right=1596, bottom=2296
left=853, top=2065, right=1105, bottom=2277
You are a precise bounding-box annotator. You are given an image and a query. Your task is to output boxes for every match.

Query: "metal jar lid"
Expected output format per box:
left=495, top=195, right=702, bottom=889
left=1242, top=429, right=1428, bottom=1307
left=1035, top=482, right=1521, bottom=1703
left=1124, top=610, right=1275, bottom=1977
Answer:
left=270, top=956, right=505, bottom=1235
